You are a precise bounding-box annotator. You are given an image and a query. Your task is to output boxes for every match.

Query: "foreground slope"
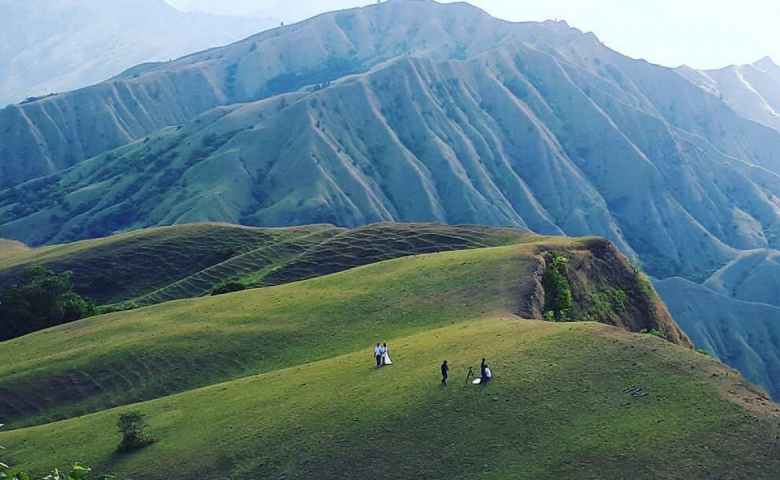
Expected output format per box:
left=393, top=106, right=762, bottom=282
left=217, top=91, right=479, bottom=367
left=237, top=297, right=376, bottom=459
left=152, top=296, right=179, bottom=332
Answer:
left=1, top=285, right=777, bottom=478
left=0, top=236, right=687, bottom=430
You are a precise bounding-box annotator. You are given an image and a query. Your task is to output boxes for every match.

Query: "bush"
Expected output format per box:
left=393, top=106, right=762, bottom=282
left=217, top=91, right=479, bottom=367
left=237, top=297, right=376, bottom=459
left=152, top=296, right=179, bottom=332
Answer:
left=211, top=280, right=247, bottom=296
left=543, top=253, right=573, bottom=322
left=117, top=412, right=155, bottom=453
left=642, top=328, right=665, bottom=339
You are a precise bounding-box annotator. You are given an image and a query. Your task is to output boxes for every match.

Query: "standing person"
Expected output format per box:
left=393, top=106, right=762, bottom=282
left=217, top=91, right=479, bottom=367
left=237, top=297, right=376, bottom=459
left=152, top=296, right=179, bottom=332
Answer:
left=374, top=343, right=383, bottom=368
left=382, top=342, right=393, bottom=366
left=441, top=360, right=449, bottom=385
left=480, top=358, right=487, bottom=383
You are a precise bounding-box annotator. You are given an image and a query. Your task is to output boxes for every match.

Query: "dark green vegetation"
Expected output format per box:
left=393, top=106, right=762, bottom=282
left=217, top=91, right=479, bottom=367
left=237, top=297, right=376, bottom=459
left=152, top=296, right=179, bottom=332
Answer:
left=0, top=235, right=777, bottom=479
left=116, top=412, right=154, bottom=454
left=0, top=266, right=95, bottom=341
left=0, top=223, right=531, bottom=340
left=542, top=253, right=573, bottom=321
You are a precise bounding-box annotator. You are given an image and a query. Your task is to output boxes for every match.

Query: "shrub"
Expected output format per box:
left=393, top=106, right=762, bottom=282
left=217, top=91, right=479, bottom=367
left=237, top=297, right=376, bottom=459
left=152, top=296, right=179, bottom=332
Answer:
left=543, top=253, right=573, bottom=322
left=211, top=280, right=247, bottom=296
left=642, top=328, right=665, bottom=339
left=117, top=412, right=155, bottom=453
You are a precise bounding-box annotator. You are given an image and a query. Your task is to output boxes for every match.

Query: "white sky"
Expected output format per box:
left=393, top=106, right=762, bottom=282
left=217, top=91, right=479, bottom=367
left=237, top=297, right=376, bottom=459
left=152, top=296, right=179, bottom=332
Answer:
left=166, top=0, right=780, bottom=69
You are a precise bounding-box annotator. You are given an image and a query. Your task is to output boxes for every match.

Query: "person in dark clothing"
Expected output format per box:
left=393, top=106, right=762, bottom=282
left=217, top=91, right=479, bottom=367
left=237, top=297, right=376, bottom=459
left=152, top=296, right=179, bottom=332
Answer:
left=374, top=342, right=383, bottom=368
left=441, top=360, right=449, bottom=385
left=480, top=358, right=487, bottom=382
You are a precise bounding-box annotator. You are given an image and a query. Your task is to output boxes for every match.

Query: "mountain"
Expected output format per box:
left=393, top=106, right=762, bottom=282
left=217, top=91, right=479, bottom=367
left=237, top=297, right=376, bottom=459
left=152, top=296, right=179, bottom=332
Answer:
left=5, top=236, right=776, bottom=480
left=678, top=57, right=780, bottom=132
left=5, top=1, right=780, bottom=280
left=0, top=0, right=578, bottom=188
left=0, top=0, right=277, bottom=107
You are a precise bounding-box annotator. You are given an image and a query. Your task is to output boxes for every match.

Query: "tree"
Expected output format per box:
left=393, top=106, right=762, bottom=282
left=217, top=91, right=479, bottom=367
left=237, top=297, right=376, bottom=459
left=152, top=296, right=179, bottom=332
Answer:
left=542, top=253, right=573, bottom=321
left=0, top=267, right=96, bottom=341
left=117, top=412, right=155, bottom=453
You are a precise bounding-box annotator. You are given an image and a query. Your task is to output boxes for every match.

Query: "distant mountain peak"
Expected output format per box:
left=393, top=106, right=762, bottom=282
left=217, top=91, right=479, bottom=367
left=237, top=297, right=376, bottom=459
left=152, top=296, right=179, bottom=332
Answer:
left=753, top=55, right=779, bottom=70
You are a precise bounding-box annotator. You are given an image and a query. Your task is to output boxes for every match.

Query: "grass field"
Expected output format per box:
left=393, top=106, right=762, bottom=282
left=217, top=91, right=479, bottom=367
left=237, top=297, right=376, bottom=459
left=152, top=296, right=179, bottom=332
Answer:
left=0, top=244, right=537, bottom=428
left=1, top=233, right=777, bottom=479
left=3, top=319, right=779, bottom=479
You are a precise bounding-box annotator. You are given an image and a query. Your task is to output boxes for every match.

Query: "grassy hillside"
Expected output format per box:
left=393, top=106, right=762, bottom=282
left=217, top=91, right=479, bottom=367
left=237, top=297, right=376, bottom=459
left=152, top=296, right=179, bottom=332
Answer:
left=0, top=236, right=686, bottom=431
left=2, top=320, right=778, bottom=479
left=0, top=223, right=340, bottom=306
left=1, top=235, right=775, bottom=478
left=0, top=223, right=531, bottom=315
left=0, top=239, right=29, bottom=260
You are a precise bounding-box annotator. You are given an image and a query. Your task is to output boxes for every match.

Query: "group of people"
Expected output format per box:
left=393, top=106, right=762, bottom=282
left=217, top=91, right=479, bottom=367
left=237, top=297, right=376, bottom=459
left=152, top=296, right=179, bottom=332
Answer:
left=371, top=343, right=492, bottom=386
left=373, top=342, right=393, bottom=367
left=441, top=358, right=492, bottom=386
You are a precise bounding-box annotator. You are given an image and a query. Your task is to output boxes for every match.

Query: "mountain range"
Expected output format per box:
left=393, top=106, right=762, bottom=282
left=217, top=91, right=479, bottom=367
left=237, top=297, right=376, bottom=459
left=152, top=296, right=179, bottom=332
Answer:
left=0, top=0, right=277, bottom=107
left=2, top=0, right=780, bottom=400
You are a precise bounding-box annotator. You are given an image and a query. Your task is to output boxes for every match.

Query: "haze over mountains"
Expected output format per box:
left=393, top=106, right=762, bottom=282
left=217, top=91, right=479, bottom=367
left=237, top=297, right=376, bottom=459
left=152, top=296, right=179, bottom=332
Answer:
left=2, top=0, right=780, bottom=400
left=0, top=0, right=277, bottom=107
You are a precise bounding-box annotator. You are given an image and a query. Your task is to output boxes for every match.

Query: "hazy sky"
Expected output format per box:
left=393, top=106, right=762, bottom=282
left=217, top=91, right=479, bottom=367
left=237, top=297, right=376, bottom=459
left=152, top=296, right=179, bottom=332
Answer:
left=166, top=0, right=780, bottom=69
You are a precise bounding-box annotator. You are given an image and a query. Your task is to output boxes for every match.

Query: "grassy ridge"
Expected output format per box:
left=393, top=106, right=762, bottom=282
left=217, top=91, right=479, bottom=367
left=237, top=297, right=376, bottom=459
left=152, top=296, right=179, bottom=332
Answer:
left=0, top=244, right=536, bottom=428
left=3, top=319, right=778, bottom=479
left=0, top=223, right=530, bottom=312
left=0, top=224, right=335, bottom=305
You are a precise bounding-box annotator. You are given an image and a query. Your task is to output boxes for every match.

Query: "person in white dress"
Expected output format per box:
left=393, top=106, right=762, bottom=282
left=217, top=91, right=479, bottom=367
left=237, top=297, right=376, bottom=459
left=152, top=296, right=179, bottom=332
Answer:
left=382, top=342, right=393, bottom=366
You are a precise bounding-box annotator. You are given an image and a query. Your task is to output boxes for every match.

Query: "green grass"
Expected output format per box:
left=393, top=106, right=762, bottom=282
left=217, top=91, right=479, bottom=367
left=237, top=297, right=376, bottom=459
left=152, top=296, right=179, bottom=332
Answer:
left=2, top=319, right=778, bottom=479
left=1, top=234, right=776, bottom=479
left=0, top=243, right=538, bottom=428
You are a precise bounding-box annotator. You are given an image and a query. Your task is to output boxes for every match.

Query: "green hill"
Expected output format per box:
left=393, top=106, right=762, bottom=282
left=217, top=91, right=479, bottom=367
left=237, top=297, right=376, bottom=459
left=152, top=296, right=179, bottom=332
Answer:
left=0, top=236, right=687, bottom=428
left=0, top=223, right=341, bottom=306
left=0, top=223, right=532, bottom=340
left=0, top=238, right=776, bottom=479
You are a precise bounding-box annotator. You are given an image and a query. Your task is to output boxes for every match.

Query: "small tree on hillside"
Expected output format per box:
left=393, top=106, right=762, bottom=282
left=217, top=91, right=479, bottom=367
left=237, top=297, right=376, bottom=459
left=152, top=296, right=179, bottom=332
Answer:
left=117, top=412, right=155, bottom=453
left=0, top=266, right=96, bottom=341
left=543, top=253, right=573, bottom=321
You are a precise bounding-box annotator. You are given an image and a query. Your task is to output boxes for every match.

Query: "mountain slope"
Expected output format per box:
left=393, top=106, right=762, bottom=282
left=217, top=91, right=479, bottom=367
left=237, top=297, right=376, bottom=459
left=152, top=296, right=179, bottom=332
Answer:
left=0, top=250, right=776, bottom=479
left=655, top=276, right=780, bottom=399
left=0, top=236, right=688, bottom=430
left=0, top=0, right=277, bottom=108
left=678, top=57, right=780, bottom=132
left=9, top=34, right=780, bottom=282
left=702, top=249, right=780, bottom=306
left=0, top=0, right=573, bottom=188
